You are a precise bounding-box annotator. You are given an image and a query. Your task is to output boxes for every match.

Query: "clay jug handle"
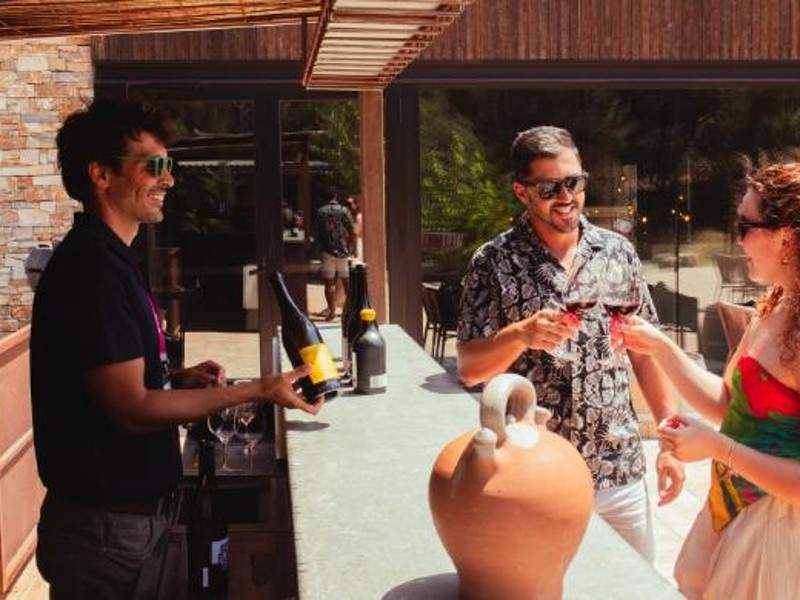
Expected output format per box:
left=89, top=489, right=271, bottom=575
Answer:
left=480, top=374, right=538, bottom=446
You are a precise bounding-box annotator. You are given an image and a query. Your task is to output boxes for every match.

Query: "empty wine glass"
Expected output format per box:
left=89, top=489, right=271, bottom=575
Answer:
left=235, top=402, right=266, bottom=473
left=207, top=407, right=238, bottom=473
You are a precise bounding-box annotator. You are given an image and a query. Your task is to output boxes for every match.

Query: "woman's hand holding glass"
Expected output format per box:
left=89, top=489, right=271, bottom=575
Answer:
left=602, top=277, right=642, bottom=364
left=618, top=315, right=671, bottom=357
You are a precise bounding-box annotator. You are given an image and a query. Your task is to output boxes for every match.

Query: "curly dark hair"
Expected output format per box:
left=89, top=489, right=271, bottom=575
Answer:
left=750, top=162, right=800, bottom=364
left=56, top=99, right=173, bottom=206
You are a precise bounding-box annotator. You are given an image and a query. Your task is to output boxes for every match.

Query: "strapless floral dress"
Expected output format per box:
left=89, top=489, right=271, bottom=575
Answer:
left=674, top=356, right=800, bottom=600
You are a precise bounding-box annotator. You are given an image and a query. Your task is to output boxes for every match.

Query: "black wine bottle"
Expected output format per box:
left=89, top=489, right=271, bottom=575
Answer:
left=269, top=272, right=340, bottom=402
left=344, top=264, right=370, bottom=378
left=353, top=308, right=387, bottom=394
left=340, top=260, right=357, bottom=384
left=187, top=440, right=229, bottom=599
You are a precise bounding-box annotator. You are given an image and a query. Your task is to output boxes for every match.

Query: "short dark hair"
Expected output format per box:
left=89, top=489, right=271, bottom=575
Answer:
left=511, top=126, right=580, bottom=182
left=56, top=99, right=173, bottom=206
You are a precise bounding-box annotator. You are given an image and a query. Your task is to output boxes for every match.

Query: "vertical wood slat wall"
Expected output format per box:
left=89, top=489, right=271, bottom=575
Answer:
left=91, top=1, right=800, bottom=64
left=421, top=0, right=800, bottom=61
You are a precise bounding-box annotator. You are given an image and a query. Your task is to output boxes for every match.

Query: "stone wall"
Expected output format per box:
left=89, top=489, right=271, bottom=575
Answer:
left=0, top=37, right=92, bottom=334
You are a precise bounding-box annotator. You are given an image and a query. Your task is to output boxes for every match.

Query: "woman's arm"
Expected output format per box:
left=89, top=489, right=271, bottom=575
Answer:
left=661, top=420, right=800, bottom=505
left=623, top=317, right=729, bottom=424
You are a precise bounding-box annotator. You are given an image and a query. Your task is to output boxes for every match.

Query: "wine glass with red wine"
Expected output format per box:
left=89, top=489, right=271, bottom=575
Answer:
left=602, top=275, right=643, bottom=364
left=546, top=266, right=600, bottom=363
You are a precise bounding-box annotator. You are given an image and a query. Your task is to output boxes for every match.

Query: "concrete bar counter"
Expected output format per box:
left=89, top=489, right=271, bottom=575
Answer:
left=284, top=325, right=683, bottom=599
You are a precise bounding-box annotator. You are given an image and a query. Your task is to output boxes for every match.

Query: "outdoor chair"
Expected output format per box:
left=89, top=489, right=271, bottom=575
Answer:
left=648, top=282, right=699, bottom=349
left=421, top=283, right=459, bottom=362
left=712, top=253, right=765, bottom=302
left=715, top=301, right=755, bottom=360
left=421, top=284, right=440, bottom=354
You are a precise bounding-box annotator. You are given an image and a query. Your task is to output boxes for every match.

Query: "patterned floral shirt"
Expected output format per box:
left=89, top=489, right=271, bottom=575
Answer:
left=316, top=200, right=354, bottom=258
left=458, top=214, right=659, bottom=489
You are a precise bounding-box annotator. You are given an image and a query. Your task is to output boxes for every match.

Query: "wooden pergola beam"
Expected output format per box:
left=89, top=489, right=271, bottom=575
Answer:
left=303, top=0, right=474, bottom=90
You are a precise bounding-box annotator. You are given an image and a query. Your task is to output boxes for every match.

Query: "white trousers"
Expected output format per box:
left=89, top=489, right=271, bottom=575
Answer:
left=594, top=478, right=655, bottom=563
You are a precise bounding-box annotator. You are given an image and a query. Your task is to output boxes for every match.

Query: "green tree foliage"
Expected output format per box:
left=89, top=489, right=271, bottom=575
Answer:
left=309, top=100, right=361, bottom=197
left=420, top=92, right=517, bottom=277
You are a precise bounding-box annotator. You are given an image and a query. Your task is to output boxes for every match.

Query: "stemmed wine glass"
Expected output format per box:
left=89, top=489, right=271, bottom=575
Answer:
left=235, top=402, right=266, bottom=474
left=546, top=265, right=600, bottom=363
left=207, top=407, right=238, bottom=473
left=602, top=274, right=643, bottom=366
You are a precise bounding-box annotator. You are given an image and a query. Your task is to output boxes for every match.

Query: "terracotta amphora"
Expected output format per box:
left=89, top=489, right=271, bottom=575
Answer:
left=429, top=373, right=594, bottom=600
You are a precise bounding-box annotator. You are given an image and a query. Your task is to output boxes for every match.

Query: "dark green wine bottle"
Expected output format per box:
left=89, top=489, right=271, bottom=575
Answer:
left=269, top=272, right=340, bottom=402
left=187, top=439, right=229, bottom=599
left=340, top=260, right=357, bottom=384
left=353, top=308, right=386, bottom=394
left=345, top=264, right=370, bottom=380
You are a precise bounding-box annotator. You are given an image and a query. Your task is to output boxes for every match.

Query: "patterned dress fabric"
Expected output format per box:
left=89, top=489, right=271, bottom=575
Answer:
left=675, top=355, right=800, bottom=600
left=458, top=214, right=658, bottom=489
left=315, top=200, right=354, bottom=258
left=709, top=355, right=800, bottom=531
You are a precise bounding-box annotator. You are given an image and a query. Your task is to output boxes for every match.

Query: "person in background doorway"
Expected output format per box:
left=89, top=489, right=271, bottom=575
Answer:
left=315, top=193, right=355, bottom=320
left=346, top=195, right=364, bottom=260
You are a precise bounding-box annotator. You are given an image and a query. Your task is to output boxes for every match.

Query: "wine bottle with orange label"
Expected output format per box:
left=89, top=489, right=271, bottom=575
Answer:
left=269, top=272, right=340, bottom=402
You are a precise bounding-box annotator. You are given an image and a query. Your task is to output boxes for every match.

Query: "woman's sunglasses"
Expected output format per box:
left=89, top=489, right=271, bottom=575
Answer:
left=521, top=172, right=589, bottom=200
left=736, top=218, right=780, bottom=239
left=113, top=155, right=175, bottom=177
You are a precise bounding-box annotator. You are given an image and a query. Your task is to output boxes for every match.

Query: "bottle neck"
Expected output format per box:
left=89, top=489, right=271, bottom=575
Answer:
left=269, top=272, right=302, bottom=317
left=354, top=266, right=370, bottom=308
left=198, top=441, right=217, bottom=488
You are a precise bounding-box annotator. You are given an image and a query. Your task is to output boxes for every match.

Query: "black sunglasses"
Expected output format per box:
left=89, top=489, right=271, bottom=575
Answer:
left=521, top=172, right=589, bottom=200
left=113, top=155, right=174, bottom=177
left=736, top=218, right=780, bottom=239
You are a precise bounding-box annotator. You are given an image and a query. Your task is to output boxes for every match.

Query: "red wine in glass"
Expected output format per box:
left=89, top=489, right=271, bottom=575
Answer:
left=603, top=302, right=639, bottom=317
left=565, top=300, right=597, bottom=315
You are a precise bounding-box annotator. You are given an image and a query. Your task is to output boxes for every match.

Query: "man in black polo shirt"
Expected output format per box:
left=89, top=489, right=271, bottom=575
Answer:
left=30, top=100, right=320, bottom=599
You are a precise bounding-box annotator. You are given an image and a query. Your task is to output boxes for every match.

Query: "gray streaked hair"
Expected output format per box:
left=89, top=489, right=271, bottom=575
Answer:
left=511, top=126, right=580, bottom=182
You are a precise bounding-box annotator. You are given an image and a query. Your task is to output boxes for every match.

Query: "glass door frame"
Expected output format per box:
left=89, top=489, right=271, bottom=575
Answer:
left=95, top=74, right=354, bottom=379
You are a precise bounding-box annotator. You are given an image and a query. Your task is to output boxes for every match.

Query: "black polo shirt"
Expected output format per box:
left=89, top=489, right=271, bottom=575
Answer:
left=30, top=212, right=181, bottom=503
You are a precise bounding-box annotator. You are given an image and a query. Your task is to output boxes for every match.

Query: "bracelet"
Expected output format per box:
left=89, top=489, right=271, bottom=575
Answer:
left=725, top=438, right=737, bottom=472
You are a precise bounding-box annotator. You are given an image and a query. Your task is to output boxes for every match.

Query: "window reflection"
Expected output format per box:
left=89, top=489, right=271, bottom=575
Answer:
left=420, top=88, right=800, bottom=373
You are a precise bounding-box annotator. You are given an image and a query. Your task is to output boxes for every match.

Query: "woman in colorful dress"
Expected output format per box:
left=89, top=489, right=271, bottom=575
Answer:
left=622, top=162, right=800, bottom=599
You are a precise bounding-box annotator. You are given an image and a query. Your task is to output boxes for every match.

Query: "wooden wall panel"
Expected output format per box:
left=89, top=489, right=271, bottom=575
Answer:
left=419, top=0, right=800, bottom=62
left=0, top=326, right=43, bottom=594
left=92, top=1, right=800, bottom=65
left=93, top=22, right=308, bottom=62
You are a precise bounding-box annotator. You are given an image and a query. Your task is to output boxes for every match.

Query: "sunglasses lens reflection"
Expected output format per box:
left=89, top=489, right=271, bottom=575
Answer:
left=148, top=156, right=174, bottom=177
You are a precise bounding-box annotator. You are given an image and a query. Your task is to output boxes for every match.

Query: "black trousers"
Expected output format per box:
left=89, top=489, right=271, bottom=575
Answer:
left=36, top=492, right=182, bottom=600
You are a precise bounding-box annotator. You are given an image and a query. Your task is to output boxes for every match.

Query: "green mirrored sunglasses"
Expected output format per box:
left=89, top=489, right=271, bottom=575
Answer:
left=113, top=155, right=174, bottom=177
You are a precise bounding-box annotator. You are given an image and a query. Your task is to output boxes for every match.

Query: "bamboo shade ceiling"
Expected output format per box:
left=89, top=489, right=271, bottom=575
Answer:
left=0, top=1, right=321, bottom=39
left=303, top=0, right=474, bottom=90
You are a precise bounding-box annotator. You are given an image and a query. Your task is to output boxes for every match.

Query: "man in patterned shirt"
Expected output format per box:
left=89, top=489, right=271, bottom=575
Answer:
left=315, top=194, right=355, bottom=320
left=457, top=126, right=684, bottom=562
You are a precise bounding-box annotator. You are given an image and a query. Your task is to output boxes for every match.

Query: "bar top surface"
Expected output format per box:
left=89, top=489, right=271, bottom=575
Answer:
left=285, top=324, right=682, bottom=599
